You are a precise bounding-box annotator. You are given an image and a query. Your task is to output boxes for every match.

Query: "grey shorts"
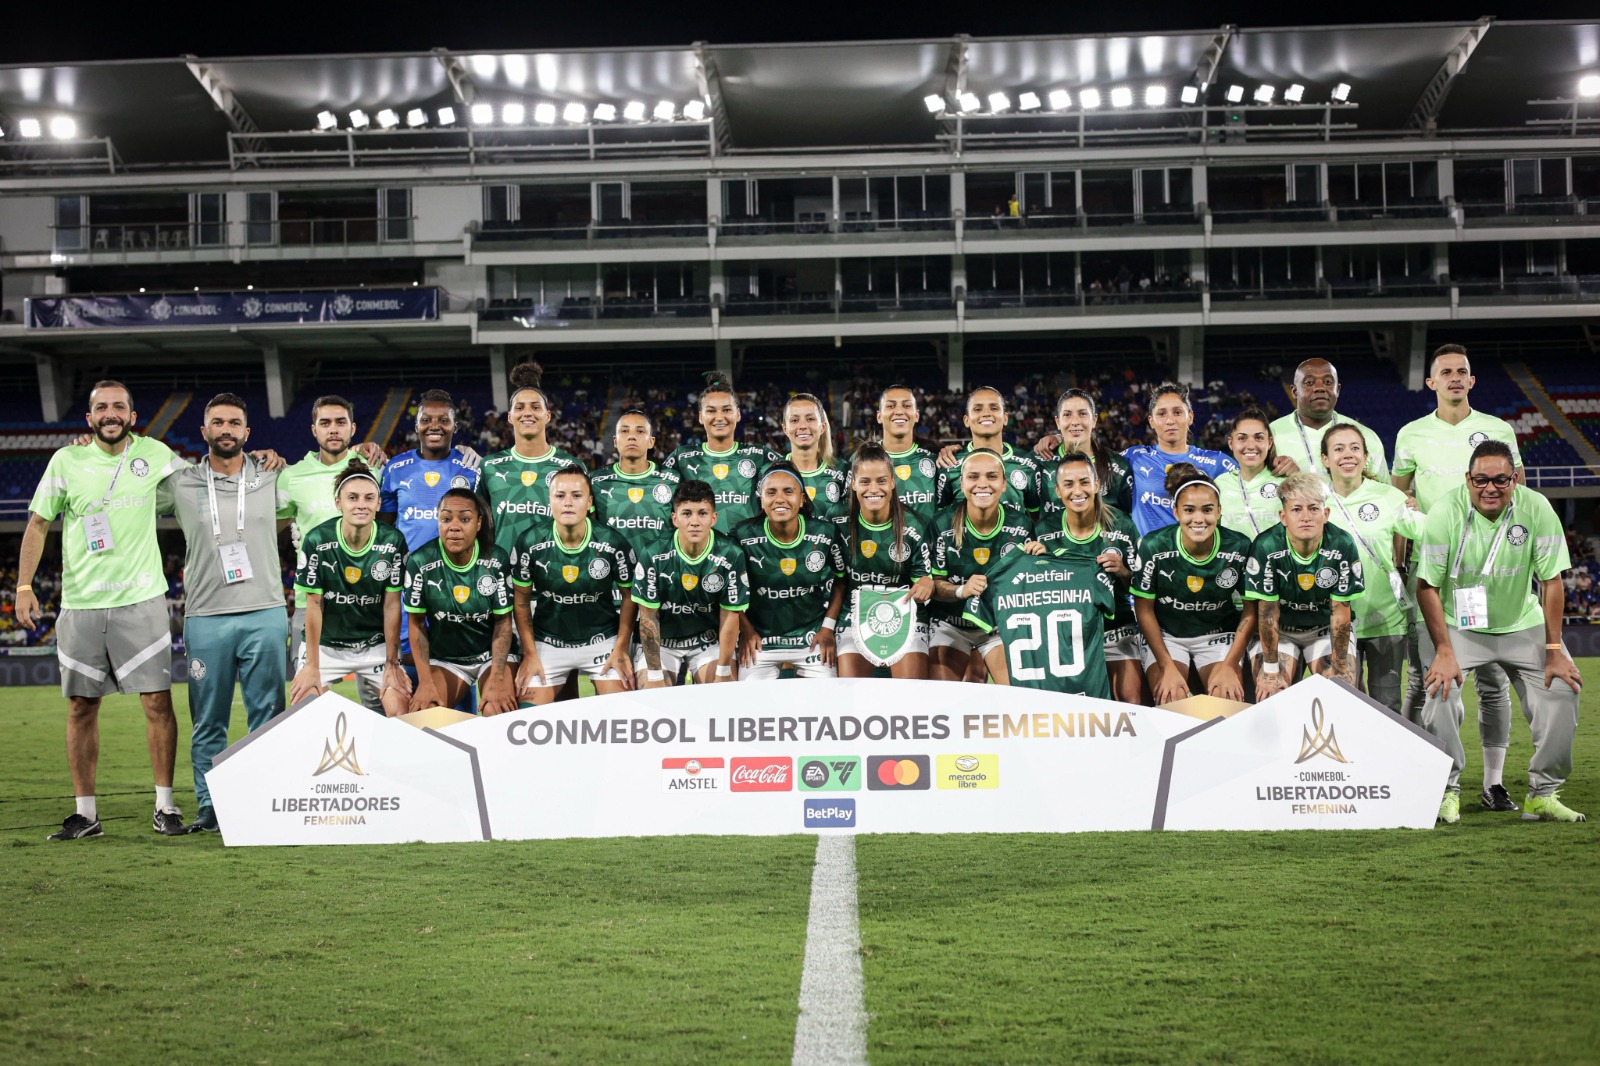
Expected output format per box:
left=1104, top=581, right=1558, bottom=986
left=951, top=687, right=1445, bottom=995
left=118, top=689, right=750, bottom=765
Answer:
left=56, top=594, right=173, bottom=698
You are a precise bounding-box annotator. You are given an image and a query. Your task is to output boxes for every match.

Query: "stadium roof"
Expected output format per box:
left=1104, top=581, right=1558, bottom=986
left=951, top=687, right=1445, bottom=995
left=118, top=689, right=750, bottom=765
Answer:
left=0, top=20, right=1598, bottom=167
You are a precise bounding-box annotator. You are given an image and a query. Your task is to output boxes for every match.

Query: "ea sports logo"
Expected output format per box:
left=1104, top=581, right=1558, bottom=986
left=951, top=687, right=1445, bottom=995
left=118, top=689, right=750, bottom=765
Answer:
left=1507, top=524, right=1529, bottom=547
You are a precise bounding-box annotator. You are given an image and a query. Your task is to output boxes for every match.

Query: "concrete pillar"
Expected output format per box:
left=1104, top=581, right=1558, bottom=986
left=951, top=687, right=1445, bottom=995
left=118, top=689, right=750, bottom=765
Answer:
left=1435, top=158, right=1455, bottom=202
left=1176, top=326, right=1204, bottom=388
left=488, top=344, right=509, bottom=412
left=36, top=354, right=73, bottom=423
left=715, top=339, right=733, bottom=375
left=261, top=342, right=291, bottom=419
left=1405, top=321, right=1428, bottom=391
left=946, top=333, right=965, bottom=392
left=1190, top=165, right=1208, bottom=212
left=1432, top=242, right=1449, bottom=282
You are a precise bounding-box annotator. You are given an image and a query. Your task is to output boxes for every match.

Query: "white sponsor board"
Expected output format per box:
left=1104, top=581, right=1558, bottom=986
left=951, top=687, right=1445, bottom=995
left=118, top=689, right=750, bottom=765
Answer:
left=1154, top=676, right=1451, bottom=831
left=207, top=692, right=488, bottom=846
left=444, top=679, right=1193, bottom=839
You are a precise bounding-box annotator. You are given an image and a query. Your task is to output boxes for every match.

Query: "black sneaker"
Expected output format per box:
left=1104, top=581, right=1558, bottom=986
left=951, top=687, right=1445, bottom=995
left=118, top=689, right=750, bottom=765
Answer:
left=186, top=806, right=219, bottom=834
left=1480, top=784, right=1520, bottom=812
left=153, top=808, right=188, bottom=836
left=47, top=813, right=104, bottom=840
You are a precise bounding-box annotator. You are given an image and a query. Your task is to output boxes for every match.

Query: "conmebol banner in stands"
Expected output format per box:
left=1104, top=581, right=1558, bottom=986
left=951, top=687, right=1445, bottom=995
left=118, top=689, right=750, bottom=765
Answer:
left=25, top=288, right=438, bottom=329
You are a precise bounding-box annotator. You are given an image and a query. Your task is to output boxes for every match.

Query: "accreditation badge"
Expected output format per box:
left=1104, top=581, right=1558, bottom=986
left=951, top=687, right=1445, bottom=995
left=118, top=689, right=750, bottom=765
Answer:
left=851, top=589, right=916, bottom=668
left=1453, top=585, right=1488, bottom=629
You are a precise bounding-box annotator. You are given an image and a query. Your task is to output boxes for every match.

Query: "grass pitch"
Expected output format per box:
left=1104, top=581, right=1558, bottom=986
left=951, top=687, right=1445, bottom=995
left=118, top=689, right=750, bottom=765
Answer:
left=2, top=671, right=1597, bottom=1064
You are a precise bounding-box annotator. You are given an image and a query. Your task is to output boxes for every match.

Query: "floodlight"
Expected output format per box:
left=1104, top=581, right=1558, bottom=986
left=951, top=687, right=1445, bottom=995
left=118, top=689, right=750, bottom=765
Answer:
left=988, top=92, right=1010, bottom=112
left=1145, top=86, right=1167, bottom=107
left=592, top=103, right=617, bottom=121
left=50, top=115, right=77, bottom=139
left=1179, top=85, right=1199, bottom=104
left=563, top=102, right=587, bottom=124
left=1226, top=85, right=1244, bottom=103
left=18, top=117, right=42, bottom=138
left=683, top=100, right=706, bottom=121
left=1285, top=83, right=1305, bottom=103
left=532, top=103, right=556, bottom=125
left=923, top=94, right=945, bottom=113
left=1254, top=85, right=1275, bottom=104
left=1079, top=88, right=1101, bottom=109
left=502, top=102, right=525, bottom=125
left=654, top=101, right=676, bottom=120
left=406, top=108, right=427, bottom=127
left=436, top=106, right=456, bottom=125
left=958, top=92, right=980, bottom=112
left=1018, top=92, right=1041, bottom=111
left=471, top=102, right=495, bottom=125
left=1580, top=75, right=1600, bottom=97
left=348, top=110, right=369, bottom=129
left=623, top=101, right=647, bottom=121
left=377, top=109, right=399, bottom=128
left=316, top=110, right=338, bottom=130
left=1048, top=89, right=1071, bottom=110
left=1109, top=87, right=1133, bottom=108
left=1332, top=83, right=1351, bottom=102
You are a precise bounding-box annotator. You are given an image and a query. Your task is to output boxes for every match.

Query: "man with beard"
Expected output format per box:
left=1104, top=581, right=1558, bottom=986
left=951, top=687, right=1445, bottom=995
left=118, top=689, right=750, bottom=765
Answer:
left=157, top=394, right=289, bottom=834
left=1267, top=358, right=1389, bottom=480
left=16, top=380, right=189, bottom=840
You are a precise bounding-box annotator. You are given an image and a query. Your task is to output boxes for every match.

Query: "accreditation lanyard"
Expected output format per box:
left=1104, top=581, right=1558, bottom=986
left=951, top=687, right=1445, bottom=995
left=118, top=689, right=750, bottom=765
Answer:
left=1234, top=472, right=1262, bottom=537
left=1293, top=416, right=1320, bottom=472
left=205, top=464, right=249, bottom=542
left=1448, top=499, right=1514, bottom=629
left=80, top=448, right=130, bottom=555
left=1329, top=489, right=1409, bottom=607
left=206, top=463, right=254, bottom=585
left=1449, top=499, right=1515, bottom=584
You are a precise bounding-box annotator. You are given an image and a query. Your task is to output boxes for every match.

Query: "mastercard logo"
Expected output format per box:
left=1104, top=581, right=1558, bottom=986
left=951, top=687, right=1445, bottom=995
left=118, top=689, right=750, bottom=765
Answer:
left=866, top=755, right=930, bottom=791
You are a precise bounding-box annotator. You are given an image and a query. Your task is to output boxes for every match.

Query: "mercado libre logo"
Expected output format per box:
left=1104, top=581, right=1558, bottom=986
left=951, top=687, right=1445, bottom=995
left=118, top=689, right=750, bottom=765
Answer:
left=1295, top=699, right=1350, bottom=765
left=867, top=755, right=930, bottom=791
left=314, top=712, right=365, bottom=777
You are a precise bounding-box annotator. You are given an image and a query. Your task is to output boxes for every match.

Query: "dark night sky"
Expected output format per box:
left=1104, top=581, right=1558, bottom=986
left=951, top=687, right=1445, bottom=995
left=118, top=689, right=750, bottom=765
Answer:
left=3, top=3, right=1595, bottom=64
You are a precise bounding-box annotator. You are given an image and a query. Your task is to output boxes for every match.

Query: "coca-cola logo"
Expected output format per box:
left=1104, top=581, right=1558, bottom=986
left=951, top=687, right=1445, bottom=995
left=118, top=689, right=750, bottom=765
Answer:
left=730, top=756, right=794, bottom=792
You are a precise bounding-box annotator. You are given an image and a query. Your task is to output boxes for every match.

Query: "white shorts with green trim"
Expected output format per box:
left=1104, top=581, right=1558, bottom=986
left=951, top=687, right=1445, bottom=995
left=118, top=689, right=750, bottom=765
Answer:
left=742, top=644, right=835, bottom=681
left=1249, top=625, right=1354, bottom=665
left=929, top=620, right=1002, bottom=656
left=1141, top=630, right=1235, bottom=670
left=434, top=658, right=495, bottom=686
left=636, top=638, right=721, bottom=681
left=528, top=638, right=622, bottom=688
left=296, top=643, right=387, bottom=687
left=1103, top=624, right=1147, bottom=663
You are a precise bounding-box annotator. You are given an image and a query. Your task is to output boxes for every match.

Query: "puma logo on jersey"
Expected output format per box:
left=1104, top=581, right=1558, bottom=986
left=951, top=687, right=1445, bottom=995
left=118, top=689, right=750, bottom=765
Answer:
left=426, top=578, right=444, bottom=591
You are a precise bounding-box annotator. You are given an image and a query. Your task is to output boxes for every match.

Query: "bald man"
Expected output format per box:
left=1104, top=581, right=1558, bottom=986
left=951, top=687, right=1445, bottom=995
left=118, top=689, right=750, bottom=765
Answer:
left=1269, top=359, right=1389, bottom=480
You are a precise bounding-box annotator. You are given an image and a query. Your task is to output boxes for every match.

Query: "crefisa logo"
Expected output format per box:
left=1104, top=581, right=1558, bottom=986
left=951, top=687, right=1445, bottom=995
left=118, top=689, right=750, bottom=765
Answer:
left=661, top=756, right=726, bottom=792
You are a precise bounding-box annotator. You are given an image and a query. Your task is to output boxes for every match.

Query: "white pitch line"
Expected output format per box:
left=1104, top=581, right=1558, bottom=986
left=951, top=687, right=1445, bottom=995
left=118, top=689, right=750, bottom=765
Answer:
left=792, top=834, right=869, bottom=1066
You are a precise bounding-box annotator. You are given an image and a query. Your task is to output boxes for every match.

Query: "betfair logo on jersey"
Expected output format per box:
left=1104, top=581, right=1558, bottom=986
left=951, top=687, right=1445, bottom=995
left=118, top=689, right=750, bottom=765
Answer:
left=521, top=471, right=538, bottom=487
left=424, top=471, right=441, bottom=487
left=894, top=464, right=912, bottom=481
left=973, top=547, right=991, bottom=565
left=1186, top=575, right=1204, bottom=592
left=780, top=558, right=797, bottom=576
left=562, top=565, right=579, bottom=583
left=712, top=464, right=730, bottom=480
left=452, top=585, right=471, bottom=603
left=628, top=487, right=645, bottom=503
left=681, top=574, right=699, bottom=591
left=861, top=541, right=877, bottom=558
left=1297, top=573, right=1316, bottom=591
left=343, top=565, right=362, bottom=585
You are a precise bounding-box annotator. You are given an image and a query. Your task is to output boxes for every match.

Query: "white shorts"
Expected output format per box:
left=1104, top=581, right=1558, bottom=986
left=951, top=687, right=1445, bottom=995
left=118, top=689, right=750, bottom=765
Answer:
left=1142, top=630, right=1235, bottom=670
left=434, top=658, right=494, bottom=686
left=837, top=621, right=931, bottom=659
left=636, top=639, right=721, bottom=681
left=1250, top=626, right=1354, bottom=665
left=529, top=638, right=622, bottom=688
left=296, top=643, right=386, bottom=687
left=1103, top=624, right=1146, bottom=663
left=742, top=644, right=836, bottom=681
left=929, top=620, right=1001, bottom=657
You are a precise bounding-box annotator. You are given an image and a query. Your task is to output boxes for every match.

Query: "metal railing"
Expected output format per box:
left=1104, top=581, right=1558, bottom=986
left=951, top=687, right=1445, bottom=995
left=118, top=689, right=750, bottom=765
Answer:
left=51, top=216, right=420, bottom=255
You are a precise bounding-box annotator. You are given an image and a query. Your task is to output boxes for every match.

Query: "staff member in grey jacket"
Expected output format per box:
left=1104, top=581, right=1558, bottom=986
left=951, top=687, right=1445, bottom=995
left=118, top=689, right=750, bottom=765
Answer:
left=158, top=393, right=288, bottom=834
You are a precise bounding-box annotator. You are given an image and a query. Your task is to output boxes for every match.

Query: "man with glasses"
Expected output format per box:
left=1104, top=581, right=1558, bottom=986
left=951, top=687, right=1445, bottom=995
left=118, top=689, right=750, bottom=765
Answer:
left=1416, top=441, right=1583, bottom=824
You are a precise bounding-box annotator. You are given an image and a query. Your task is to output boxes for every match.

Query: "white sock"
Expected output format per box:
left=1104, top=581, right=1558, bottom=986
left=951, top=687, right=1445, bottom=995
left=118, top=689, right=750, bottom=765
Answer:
left=1482, top=747, right=1507, bottom=789
left=155, top=786, right=175, bottom=812
left=75, top=796, right=97, bottom=820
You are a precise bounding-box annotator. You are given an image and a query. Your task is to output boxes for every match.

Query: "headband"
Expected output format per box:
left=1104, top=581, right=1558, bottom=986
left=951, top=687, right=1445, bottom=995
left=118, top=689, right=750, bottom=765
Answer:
left=1172, top=479, right=1219, bottom=506
left=336, top=472, right=379, bottom=494
left=757, top=467, right=804, bottom=497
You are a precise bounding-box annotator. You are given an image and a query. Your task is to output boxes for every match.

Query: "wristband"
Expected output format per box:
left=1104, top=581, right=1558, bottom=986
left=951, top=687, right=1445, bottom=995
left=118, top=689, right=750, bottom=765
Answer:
left=1260, top=661, right=1281, bottom=675
left=715, top=664, right=733, bottom=677
left=645, top=669, right=665, bottom=682
left=821, top=617, right=838, bottom=631
left=15, top=585, right=30, bottom=593
left=1545, top=643, right=1563, bottom=651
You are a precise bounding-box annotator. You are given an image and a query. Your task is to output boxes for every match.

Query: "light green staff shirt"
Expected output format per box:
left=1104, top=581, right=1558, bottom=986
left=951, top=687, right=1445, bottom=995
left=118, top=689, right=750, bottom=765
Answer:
left=1215, top=468, right=1285, bottom=540
left=1391, top=408, right=1523, bottom=513
left=1325, top=479, right=1428, bottom=638
left=1417, top=484, right=1568, bottom=635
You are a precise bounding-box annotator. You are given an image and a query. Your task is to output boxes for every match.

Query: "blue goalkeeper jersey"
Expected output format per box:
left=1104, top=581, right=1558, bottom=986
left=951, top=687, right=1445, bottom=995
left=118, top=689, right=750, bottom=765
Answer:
left=380, top=450, right=480, bottom=551
left=1122, top=444, right=1239, bottom=536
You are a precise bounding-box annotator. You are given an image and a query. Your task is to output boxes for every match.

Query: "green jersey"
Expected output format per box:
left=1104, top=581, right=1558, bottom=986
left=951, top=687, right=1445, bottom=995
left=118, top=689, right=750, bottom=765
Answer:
left=1215, top=468, right=1285, bottom=540
left=276, top=451, right=365, bottom=609
left=1417, top=485, right=1568, bottom=635
left=29, top=435, right=185, bottom=610
left=735, top=517, right=846, bottom=649
left=591, top=462, right=680, bottom=555
left=1132, top=525, right=1254, bottom=638
left=1325, top=481, right=1428, bottom=638
left=884, top=443, right=939, bottom=521
left=1269, top=411, right=1389, bottom=481
left=1392, top=409, right=1523, bottom=513
left=928, top=506, right=1035, bottom=627
left=1033, top=505, right=1141, bottom=634
left=663, top=442, right=783, bottom=532
left=294, top=518, right=407, bottom=652
left=631, top=532, right=750, bottom=648
left=842, top=516, right=933, bottom=628
left=511, top=520, right=635, bottom=648
left=1037, top=447, right=1134, bottom=515
left=1244, top=524, right=1365, bottom=631
left=792, top=457, right=850, bottom=527
left=963, top=549, right=1117, bottom=699
left=402, top=541, right=514, bottom=667
left=476, top=445, right=584, bottom=566
left=935, top=443, right=1046, bottom=515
